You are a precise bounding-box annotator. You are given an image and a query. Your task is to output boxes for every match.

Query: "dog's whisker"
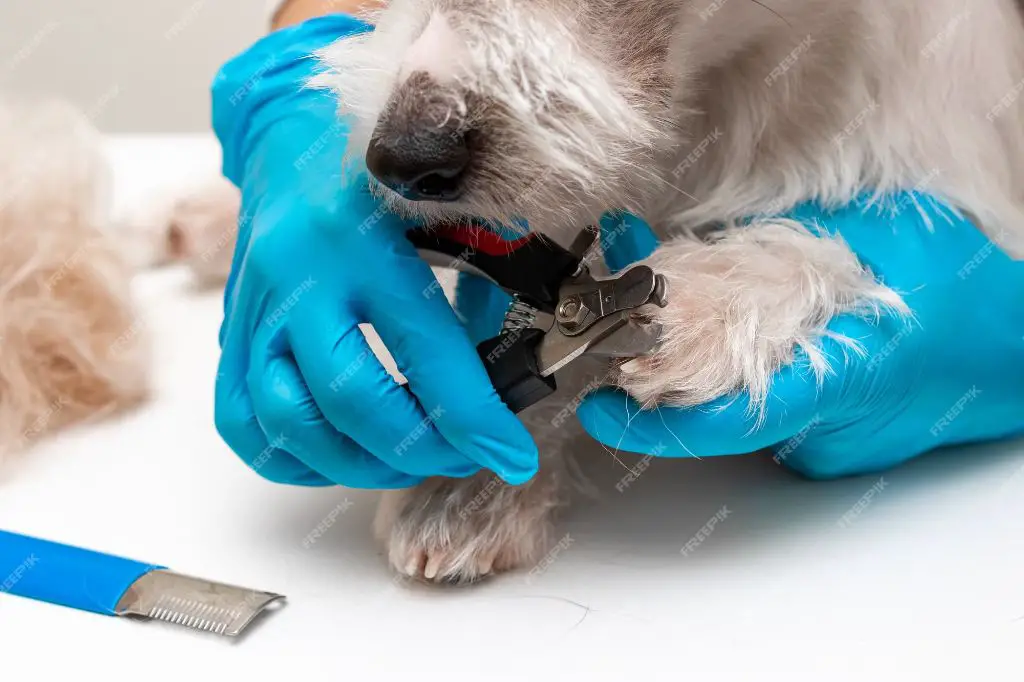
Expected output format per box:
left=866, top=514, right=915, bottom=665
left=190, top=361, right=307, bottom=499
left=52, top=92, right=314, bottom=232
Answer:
left=656, top=404, right=702, bottom=461
left=744, top=0, right=793, bottom=28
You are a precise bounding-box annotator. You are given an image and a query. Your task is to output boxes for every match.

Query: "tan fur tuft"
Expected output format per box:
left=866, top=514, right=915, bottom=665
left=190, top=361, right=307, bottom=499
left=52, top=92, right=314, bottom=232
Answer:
left=0, top=98, right=149, bottom=460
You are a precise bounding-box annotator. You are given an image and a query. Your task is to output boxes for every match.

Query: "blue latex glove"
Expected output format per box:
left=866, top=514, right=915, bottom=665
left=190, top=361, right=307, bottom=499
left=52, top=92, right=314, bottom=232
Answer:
left=211, top=16, right=537, bottom=489
left=572, top=195, right=1024, bottom=479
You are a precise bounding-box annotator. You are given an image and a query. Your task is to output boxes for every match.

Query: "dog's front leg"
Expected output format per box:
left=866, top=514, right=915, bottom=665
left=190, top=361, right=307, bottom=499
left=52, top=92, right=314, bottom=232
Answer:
left=612, top=220, right=905, bottom=412
left=373, top=369, right=599, bottom=584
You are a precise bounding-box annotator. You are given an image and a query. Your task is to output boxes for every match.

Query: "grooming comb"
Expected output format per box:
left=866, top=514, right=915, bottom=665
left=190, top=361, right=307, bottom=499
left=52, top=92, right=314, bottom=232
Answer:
left=0, top=529, right=284, bottom=637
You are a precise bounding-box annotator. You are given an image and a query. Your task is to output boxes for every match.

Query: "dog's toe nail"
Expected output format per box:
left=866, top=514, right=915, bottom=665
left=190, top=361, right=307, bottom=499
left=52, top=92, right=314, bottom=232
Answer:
left=423, top=553, right=444, bottom=580
left=619, top=359, right=641, bottom=374
left=477, top=554, right=496, bottom=577
left=403, top=550, right=426, bottom=577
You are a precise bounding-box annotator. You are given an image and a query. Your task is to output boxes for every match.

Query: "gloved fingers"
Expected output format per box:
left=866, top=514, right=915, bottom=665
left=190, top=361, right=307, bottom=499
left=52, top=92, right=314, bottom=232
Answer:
left=282, top=303, right=488, bottom=479
left=577, top=355, right=826, bottom=458
left=218, top=213, right=254, bottom=324
left=248, top=348, right=423, bottom=489
left=598, top=212, right=660, bottom=274
left=214, top=328, right=333, bottom=486
left=362, top=247, right=539, bottom=484
left=452, top=271, right=514, bottom=346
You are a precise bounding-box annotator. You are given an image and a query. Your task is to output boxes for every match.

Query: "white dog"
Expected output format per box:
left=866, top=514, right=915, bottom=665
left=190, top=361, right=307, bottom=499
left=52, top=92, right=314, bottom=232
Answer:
left=296, top=0, right=1024, bottom=583
left=153, top=0, right=1023, bottom=583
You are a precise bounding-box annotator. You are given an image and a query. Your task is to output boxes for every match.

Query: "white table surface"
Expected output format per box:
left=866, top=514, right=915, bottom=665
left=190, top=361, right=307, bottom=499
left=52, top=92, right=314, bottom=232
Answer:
left=1, top=135, right=1022, bottom=681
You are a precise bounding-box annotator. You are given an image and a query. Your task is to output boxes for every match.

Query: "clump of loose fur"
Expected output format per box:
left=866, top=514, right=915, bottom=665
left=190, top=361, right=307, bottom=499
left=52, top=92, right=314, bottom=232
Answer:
left=0, top=98, right=149, bottom=459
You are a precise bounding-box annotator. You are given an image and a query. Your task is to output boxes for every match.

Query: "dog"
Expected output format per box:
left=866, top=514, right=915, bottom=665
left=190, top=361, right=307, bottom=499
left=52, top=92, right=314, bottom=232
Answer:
left=292, top=0, right=1024, bottom=584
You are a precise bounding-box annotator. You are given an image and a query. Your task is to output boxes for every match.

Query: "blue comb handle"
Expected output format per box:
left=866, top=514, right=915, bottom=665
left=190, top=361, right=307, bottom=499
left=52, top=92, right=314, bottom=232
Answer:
left=0, top=529, right=163, bottom=615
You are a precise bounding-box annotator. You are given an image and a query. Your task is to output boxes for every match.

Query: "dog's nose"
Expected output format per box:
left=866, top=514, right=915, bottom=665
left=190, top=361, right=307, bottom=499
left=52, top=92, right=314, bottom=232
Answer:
left=365, top=126, right=469, bottom=202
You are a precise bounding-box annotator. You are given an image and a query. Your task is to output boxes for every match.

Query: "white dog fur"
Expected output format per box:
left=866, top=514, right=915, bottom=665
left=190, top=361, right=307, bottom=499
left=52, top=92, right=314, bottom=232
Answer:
left=295, top=0, right=1024, bottom=584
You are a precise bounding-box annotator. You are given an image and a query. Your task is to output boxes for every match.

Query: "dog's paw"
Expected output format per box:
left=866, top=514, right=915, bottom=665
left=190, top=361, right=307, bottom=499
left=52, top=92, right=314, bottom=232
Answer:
left=374, top=472, right=558, bottom=584
left=611, top=222, right=904, bottom=409
left=165, top=178, right=240, bottom=286
left=114, top=177, right=240, bottom=285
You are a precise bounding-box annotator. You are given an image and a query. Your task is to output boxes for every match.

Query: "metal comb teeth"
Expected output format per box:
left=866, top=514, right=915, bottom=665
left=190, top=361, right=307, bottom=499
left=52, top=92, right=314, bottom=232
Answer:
left=115, top=569, right=284, bottom=637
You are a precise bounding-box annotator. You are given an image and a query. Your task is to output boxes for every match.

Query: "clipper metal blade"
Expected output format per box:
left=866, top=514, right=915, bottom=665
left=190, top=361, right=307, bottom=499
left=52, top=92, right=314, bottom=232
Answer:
left=115, top=569, right=284, bottom=637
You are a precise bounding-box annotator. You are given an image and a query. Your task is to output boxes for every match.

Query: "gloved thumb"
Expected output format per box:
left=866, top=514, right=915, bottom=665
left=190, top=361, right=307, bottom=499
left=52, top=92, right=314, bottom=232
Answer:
left=598, top=212, right=659, bottom=274
left=576, top=359, right=826, bottom=459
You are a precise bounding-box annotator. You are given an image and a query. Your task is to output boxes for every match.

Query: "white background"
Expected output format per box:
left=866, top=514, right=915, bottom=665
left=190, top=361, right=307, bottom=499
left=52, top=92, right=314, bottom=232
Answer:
left=0, top=137, right=1023, bottom=681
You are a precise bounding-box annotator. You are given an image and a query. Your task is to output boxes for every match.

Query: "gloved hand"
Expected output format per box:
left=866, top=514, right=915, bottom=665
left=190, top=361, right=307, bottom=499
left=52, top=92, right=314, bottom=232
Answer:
left=574, top=196, right=1024, bottom=478
left=210, top=16, right=537, bottom=489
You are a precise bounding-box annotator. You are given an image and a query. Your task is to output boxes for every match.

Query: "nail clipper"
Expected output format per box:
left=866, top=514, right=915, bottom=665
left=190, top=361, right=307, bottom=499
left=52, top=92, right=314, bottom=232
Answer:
left=407, top=224, right=669, bottom=412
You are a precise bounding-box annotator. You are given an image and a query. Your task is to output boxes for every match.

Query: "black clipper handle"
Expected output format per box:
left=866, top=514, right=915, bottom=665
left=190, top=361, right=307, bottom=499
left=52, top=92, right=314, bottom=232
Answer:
left=476, top=328, right=556, bottom=413
left=406, top=226, right=581, bottom=312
